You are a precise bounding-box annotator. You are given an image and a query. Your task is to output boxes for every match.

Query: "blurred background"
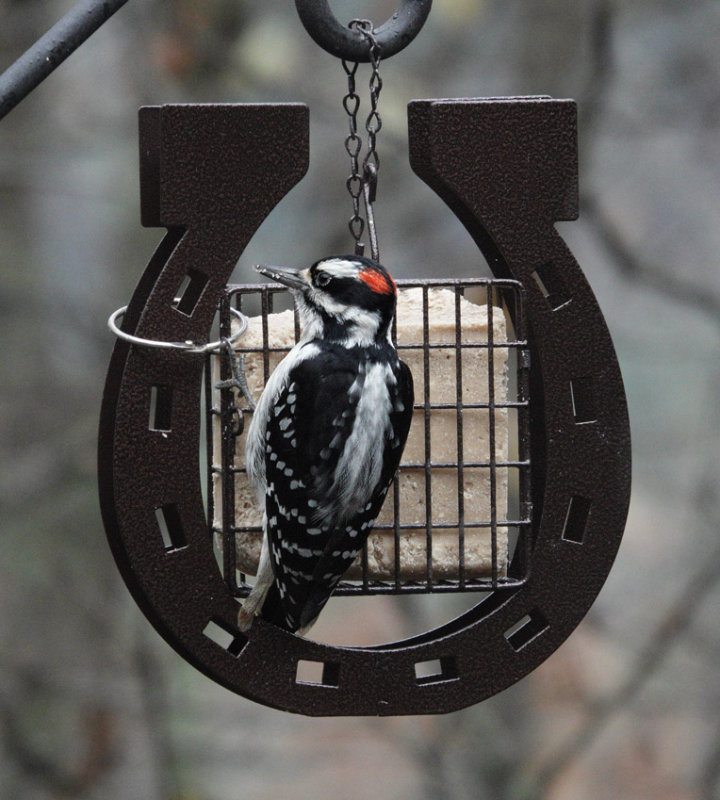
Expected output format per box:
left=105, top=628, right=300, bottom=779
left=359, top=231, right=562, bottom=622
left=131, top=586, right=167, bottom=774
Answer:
left=1, top=0, right=719, bottom=797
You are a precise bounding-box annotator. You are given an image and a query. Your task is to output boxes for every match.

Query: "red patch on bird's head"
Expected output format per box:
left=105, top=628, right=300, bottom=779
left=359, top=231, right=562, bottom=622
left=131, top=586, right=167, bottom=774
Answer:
left=359, top=267, right=396, bottom=296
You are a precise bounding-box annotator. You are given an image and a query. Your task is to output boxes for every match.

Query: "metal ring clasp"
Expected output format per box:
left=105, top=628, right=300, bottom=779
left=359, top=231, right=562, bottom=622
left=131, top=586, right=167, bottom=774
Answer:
left=108, top=305, right=249, bottom=355
left=295, top=0, right=432, bottom=62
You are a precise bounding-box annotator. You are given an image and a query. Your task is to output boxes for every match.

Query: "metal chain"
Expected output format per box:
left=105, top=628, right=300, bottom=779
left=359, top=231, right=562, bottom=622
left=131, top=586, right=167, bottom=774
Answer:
left=341, top=19, right=382, bottom=261
left=342, top=56, right=364, bottom=246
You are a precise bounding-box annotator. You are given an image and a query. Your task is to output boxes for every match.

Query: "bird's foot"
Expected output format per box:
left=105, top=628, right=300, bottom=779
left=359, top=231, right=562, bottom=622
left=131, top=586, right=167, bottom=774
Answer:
left=237, top=595, right=262, bottom=632
left=237, top=605, right=255, bottom=633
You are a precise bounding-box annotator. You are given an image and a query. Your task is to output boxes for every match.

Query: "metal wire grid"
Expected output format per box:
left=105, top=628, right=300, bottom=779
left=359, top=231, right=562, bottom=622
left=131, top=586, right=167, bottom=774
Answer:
left=206, top=277, right=532, bottom=597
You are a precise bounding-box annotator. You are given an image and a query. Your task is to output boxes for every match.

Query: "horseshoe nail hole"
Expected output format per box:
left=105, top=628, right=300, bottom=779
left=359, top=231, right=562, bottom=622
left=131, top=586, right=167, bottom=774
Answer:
left=561, top=495, right=592, bottom=544
left=295, top=659, right=340, bottom=687
left=414, top=656, right=458, bottom=686
left=173, top=268, right=208, bottom=316
left=570, top=377, right=598, bottom=424
left=155, top=504, right=187, bottom=551
left=531, top=262, right=571, bottom=310
left=149, top=385, right=172, bottom=432
left=504, top=608, right=549, bottom=652
left=203, top=619, right=244, bottom=656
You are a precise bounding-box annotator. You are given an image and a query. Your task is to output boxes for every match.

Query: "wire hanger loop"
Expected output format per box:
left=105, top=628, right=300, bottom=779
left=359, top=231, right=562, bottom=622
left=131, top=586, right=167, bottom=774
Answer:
left=295, top=0, right=432, bottom=62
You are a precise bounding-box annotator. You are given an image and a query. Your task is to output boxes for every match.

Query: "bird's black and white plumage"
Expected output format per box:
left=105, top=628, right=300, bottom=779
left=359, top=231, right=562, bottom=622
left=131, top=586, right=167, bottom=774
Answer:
left=238, top=255, right=414, bottom=635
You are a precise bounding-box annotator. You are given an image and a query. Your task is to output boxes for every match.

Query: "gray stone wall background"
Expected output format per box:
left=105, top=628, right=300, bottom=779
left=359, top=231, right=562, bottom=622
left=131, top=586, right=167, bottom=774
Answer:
left=1, top=0, right=719, bottom=798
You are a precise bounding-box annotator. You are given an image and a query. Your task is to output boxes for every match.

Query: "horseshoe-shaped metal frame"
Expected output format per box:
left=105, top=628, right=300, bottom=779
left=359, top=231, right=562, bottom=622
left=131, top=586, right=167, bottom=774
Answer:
left=99, top=99, right=630, bottom=716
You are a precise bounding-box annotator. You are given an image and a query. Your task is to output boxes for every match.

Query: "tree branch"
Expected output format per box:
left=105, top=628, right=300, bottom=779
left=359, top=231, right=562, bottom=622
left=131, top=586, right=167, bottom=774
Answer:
left=581, top=190, right=720, bottom=330
left=519, top=538, right=720, bottom=798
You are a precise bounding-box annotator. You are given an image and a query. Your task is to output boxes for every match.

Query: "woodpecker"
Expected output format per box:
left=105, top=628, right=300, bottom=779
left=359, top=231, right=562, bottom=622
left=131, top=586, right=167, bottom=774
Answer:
left=238, top=255, right=414, bottom=635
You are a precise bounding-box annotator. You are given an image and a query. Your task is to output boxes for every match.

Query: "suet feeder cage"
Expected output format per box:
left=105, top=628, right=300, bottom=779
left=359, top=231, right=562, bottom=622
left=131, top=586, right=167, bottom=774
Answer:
left=211, top=277, right=532, bottom=600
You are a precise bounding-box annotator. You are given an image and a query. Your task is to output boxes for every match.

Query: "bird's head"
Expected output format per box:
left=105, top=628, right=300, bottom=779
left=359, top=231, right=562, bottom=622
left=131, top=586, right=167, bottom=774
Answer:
left=256, top=255, right=398, bottom=346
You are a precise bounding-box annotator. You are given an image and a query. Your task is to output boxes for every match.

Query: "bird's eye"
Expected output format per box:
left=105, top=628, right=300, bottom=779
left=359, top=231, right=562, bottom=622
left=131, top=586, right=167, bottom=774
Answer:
left=315, top=272, right=332, bottom=288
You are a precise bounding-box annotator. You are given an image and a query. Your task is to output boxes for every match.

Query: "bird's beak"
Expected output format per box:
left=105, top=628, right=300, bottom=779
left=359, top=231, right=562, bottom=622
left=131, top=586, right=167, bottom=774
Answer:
left=255, top=265, right=308, bottom=291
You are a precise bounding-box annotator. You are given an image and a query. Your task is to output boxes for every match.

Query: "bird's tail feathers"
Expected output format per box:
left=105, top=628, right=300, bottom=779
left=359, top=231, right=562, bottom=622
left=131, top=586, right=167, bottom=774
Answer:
left=260, top=584, right=296, bottom=632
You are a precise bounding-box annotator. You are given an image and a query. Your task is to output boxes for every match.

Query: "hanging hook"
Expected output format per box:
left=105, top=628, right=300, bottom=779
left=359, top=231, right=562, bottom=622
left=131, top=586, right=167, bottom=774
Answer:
left=295, top=0, right=432, bottom=62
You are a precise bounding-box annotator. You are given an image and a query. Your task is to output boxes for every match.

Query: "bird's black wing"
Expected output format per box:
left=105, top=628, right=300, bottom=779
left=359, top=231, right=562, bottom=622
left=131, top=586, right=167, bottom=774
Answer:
left=262, top=349, right=414, bottom=632
left=298, top=357, right=413, bottom=629
left=261, top=349, right=362, bottom=631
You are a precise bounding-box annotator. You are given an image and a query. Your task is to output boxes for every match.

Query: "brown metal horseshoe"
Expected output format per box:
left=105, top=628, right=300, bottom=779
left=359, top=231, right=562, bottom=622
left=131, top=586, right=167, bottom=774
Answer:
left=98, top=98, right=630, bottom=716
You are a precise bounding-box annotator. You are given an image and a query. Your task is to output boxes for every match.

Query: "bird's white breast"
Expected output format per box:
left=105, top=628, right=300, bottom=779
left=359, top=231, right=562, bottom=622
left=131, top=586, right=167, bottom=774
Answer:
left=317, top=360, right=396, bottom=524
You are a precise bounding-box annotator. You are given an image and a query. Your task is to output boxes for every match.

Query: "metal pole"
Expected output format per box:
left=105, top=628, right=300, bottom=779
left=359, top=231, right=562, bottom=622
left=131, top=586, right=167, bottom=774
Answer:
left=0, top=0, right=130, bottom=121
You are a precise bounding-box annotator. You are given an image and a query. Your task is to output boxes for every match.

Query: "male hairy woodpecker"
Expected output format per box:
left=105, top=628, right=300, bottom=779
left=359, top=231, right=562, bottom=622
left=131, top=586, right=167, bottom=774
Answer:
left=238, top=255, right=414, bottom=635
